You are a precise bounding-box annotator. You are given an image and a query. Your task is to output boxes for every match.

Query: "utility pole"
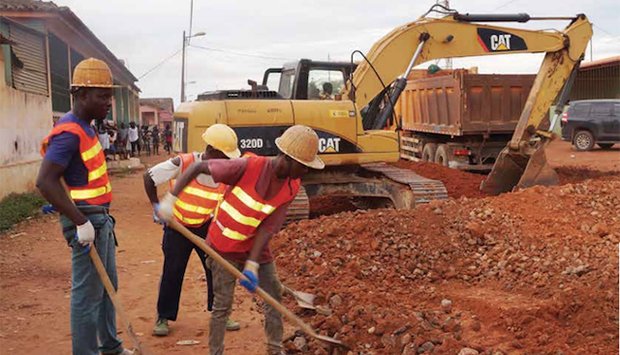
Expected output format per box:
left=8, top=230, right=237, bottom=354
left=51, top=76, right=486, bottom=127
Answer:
left=181, top=30, right=186, bottom=103
left=436, top=0, right=453, bottom=69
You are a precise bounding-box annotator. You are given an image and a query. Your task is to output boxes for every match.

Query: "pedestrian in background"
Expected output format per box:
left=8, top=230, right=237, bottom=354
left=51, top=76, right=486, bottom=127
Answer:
left=117, top=122, right=129, bottom=159
left=164, top=124, right=173, bottom=155
left=128, top=122, right=139, bottom=157
left=152, top=125, right=160, bottom=155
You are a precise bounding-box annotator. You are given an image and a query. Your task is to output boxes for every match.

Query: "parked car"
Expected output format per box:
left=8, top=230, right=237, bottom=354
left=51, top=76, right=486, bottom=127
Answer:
left=561, top=99, right=620, bottom=151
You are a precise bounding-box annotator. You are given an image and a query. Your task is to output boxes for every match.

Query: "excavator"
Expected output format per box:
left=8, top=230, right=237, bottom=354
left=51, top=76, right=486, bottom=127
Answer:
left=173, top=5, right=592, bottom=220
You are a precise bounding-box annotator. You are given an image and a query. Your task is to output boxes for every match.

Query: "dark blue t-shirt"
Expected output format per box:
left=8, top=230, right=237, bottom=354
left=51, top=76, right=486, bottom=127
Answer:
left=44, top=113, right=95, bottom=188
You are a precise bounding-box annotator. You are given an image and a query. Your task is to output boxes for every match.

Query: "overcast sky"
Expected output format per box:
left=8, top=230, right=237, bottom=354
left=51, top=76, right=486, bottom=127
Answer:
left=56, top=0, right=619, bottom=107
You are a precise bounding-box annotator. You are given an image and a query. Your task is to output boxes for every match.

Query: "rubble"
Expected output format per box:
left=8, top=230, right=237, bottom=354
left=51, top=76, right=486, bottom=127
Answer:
left=276, top=177, right=620, bottom=353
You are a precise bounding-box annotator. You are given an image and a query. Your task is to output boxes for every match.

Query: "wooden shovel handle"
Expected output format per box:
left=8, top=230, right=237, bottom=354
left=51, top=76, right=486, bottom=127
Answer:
left=168, top=219, right=318, bottom=337
left=89, top=247, right=147, bottom=354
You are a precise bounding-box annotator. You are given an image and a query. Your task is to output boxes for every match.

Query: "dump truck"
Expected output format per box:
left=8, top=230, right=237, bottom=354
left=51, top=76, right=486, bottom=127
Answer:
left=396, top=70, right=536, bottom=171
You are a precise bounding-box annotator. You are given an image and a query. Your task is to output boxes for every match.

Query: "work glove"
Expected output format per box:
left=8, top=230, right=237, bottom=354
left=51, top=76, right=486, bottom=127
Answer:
left=240, top=260, right=259, bottom=293
left=157, top=193, right=177, bottom=223
left=152, top=203, right=164, bottom=224
left=76, top=220, right=96, bottom=246
left=41, top=204, right=56, bottom=214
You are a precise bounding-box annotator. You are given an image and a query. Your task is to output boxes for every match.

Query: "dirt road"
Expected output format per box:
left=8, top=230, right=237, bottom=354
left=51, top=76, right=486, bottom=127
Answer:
left=0, top=143, right=617, bottom=354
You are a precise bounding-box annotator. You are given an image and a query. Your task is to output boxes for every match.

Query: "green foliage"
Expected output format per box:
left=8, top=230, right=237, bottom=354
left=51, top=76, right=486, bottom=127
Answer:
left=0, top=192, right=46, bottom=232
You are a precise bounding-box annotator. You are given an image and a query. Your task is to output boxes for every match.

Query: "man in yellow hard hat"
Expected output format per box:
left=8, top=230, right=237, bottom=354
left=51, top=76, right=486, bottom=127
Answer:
left=37, top=58, right=133, bottom=355
left=143, top=124, right=242, bottom=336
left=157, top=125, right=324, bottom=355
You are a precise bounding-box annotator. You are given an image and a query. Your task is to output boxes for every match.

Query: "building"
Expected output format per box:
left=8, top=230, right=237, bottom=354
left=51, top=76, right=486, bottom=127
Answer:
left=140, top=98, right=174, bottom=128
left=570, top=56, right=620, bottom=100
left=0, top=0, right=140, bottom=200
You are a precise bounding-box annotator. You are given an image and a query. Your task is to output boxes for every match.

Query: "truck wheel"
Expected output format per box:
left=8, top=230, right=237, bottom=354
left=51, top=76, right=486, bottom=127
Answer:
left=573, top=130, right=594, bottom=151
left=435, top=144, right=451, bottom=167
left=422, top=143, right=437, bottom=162
left=597, top=143, right=614, bottom=149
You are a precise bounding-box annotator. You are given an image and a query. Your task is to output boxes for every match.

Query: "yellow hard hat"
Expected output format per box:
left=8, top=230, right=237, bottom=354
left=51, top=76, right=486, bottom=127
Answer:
left=201, top=124, right=241, bottom=159
left=71, top=58, right=117, bottom=88
left=275, top=125, right=324, bottom=169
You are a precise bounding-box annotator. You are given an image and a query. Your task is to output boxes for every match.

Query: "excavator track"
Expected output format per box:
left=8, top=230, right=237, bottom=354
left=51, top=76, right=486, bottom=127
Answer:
left=361, top=163, right=448, bottom=204
left=284, top=186, right=309, bottom=225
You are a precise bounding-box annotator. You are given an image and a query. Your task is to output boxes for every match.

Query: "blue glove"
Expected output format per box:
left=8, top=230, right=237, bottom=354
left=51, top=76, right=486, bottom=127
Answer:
left=240, top=260, right=259, bottom=292
left=41, top=204, right=56, bottom=214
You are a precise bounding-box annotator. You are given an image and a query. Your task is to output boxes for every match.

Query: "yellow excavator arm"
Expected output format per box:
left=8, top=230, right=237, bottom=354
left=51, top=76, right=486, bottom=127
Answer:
left=344, top=10, right=592, bottom=194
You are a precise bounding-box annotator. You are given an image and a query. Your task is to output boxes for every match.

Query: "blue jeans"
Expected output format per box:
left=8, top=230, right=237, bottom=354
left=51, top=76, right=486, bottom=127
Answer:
left=61, top=212, right=123, bottom=355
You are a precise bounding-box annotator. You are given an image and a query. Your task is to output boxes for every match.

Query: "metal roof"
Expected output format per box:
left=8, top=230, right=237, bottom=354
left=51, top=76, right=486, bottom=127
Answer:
left=580, top=56, right=620, bottom=70
left=0, top=0, right=140, bottom=91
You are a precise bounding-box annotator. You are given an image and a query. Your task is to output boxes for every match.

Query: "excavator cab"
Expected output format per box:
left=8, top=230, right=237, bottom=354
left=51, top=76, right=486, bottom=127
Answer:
left=258, top=59, right=356, bottom=100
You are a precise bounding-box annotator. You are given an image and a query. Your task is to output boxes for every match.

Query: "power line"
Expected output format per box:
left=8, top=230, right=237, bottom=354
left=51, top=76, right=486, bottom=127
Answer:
left=137, top=48, right=183, bottom=80
left=593, top=24, right=616, bottom=37
left=493, top=0, right=520, bottom=11
left=189, top=44, right=293, bottom=61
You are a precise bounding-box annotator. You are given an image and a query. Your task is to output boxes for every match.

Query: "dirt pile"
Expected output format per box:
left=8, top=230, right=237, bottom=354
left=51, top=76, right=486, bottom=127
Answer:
left=274, top=178, right=620, bottom=354
left=556, top=166, right=620, bottom=185
left=391, top=161, right=487, bottom=199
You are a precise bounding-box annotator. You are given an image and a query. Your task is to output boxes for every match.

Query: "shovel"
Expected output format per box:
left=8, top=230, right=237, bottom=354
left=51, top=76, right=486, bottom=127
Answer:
left=168, top=219, right=348, bottom=350
left=89, top=246, right=149, bottom=355
left=282, top=284, right=316, bottom=310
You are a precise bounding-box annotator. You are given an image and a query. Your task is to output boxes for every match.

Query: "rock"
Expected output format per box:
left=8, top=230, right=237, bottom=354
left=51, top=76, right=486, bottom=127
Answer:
left=471, top=321, right=481, bottom=331
left=592, top=223, right=610, bottom=237
left=466, top=221, right=484, bottom=238
left=313, top=250, right=322, bottom=258
left=329, top=295, right=343, bottom=308
left=293, top=336, right=308, bottom=352
left=381, top=334, right=397, bottom=348
left=417, top=341, right=435, bottom=353
left=441, top=299, right=453, bottom=313
left=458, top=348, right=479, bottom=355
left=402, top=344, right=417, bottom=355
left=401, top=333, right=412, bottom=345
left=368, top=326, right=376, bottom=334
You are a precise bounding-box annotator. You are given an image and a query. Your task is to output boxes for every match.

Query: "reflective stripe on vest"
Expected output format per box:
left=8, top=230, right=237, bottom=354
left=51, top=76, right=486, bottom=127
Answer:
left=171, top=153, right=226, bottom=227
left=41, top=122, right=112, bottom=205
left=209, top=156, right=300, bottom=253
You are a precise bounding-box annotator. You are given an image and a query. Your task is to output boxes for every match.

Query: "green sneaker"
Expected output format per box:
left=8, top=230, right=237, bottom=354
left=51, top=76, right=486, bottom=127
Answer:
left=153, top=318, right=169, bottom=336
left=226, top=318, right=240, bottom=331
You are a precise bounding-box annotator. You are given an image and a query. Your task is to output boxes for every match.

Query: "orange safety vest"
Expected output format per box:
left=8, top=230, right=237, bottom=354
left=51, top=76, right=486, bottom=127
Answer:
left=209, top=155, right=300, bottom=253
left=170, top=153, right=227, bottom=227
left=40, top=122, right=112, bottom=205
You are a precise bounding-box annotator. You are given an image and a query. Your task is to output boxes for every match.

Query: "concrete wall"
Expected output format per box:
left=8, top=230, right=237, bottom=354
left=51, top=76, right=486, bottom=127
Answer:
left=0, top=50, right=52, bottom=200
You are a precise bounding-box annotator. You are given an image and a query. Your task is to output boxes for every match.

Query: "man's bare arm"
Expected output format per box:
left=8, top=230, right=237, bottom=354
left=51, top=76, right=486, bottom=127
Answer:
left=36, top=160, right=87, bottom=225
left=170, top=161, right=210, bottom=196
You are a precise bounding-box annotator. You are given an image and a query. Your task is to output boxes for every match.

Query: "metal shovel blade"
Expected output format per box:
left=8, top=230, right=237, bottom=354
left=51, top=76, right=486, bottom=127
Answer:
left=315, top=333, right=349, bottom=349
left=481, top=145, right=558, bottom=195
left=283, top=284, right=316, bottom=310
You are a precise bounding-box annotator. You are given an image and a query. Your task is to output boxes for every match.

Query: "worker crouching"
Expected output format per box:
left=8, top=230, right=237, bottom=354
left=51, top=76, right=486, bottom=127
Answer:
left=158, top=125, right=324, bottom=354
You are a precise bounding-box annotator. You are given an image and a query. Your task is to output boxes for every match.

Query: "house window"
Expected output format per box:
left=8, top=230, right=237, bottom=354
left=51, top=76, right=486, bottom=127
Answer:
left=7, top=21, right=48, bottom=96
left=49, top=33, right=71, bottom=113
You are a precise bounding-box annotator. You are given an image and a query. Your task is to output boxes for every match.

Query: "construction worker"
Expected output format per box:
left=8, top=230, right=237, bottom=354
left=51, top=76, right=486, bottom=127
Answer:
left=36, top=58, right=133, bottom=355
left=319, top=82, right=334, bottom=100
left=157, top=125, right=324, bottom=355
left=143, top=124, right=241, bottom=336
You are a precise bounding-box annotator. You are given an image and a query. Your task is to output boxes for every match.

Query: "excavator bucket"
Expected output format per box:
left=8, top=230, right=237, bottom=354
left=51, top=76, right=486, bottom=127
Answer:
left=481, top=143, right=559, bottom=195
